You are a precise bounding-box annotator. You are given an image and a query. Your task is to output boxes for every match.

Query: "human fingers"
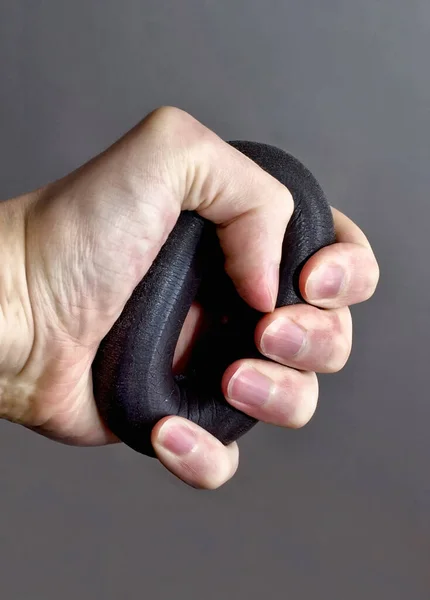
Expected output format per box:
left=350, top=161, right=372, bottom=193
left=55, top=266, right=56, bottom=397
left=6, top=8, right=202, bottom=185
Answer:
left=254, top=304, right=352, bottom=374
left=222, top=359, right=318, bottom=429
left=299, top=207, right=380, bottom=309
left=152, top=416, right=239, bottom=490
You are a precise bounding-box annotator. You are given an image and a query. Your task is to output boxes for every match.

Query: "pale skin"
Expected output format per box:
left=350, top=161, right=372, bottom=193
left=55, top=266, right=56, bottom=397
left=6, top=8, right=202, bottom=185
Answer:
left=0, top=107, right=379, bottom=489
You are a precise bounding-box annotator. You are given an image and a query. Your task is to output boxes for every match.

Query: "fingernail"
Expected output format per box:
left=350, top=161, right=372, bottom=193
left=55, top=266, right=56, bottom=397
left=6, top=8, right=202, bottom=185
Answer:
left=261, top=318, right=306, bottom=359
left=158, top=422, right=197, bottom=456
left=306, top=264, right=345, bottom=300
left=227, top=367, right=274, bottom=407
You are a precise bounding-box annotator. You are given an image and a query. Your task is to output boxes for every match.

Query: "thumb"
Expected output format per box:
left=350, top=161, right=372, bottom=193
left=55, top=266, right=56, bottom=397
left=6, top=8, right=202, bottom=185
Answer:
left=55, top=107, right=293, bottom=315
left=142, top=107, right=294, bottom=312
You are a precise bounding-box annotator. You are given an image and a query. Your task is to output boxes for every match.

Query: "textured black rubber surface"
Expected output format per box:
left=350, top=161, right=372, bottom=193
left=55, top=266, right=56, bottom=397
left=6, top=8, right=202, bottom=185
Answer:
left=92, top=142, right=335, bottom=457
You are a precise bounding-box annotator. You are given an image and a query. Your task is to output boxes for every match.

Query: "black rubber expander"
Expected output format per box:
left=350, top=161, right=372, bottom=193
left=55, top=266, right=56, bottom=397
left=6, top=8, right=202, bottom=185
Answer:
left=92, top=141, right=336, bottom=457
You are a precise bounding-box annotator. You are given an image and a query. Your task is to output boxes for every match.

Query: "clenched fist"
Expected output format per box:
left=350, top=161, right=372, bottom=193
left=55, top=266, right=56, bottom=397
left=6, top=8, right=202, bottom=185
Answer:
left=0, top=107, right=379, bottom=488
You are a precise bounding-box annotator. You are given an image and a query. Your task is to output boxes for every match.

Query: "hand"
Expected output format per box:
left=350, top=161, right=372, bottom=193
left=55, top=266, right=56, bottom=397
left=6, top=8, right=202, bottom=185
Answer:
left=0, top=107, right=379, bottom=489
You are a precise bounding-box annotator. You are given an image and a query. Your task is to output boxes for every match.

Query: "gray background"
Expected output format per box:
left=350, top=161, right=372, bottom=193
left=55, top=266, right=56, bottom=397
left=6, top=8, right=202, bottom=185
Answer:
left=1, top=1, right=429, bottom=598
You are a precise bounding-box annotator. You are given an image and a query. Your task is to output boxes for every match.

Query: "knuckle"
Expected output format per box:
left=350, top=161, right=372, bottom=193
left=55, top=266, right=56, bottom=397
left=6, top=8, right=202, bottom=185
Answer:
left=144, top=105, right=190, bottom=129
left=141, top=108, right=219, bottom=190
left=144, top=106, right=213, bottom=148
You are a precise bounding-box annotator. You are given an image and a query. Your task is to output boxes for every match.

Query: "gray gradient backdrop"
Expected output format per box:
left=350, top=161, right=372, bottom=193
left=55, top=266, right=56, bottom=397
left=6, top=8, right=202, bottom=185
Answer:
left=1, top=1, right=429, bottom=599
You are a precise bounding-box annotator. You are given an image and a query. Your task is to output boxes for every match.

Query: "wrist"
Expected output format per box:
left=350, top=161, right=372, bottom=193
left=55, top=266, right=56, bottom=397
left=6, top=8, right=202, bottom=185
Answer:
left=0, top=192, right=35, bottom=423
